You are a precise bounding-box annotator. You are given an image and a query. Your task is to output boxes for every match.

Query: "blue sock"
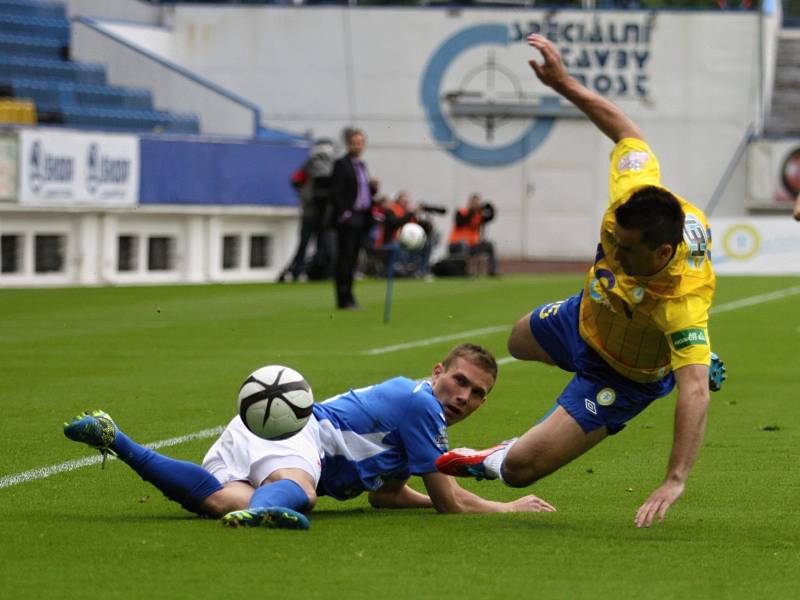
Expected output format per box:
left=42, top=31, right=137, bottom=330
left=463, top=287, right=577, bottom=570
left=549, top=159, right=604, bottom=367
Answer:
left=249, top=479, right=310, bottom=513
left=111, top=431, right=223, bottom=514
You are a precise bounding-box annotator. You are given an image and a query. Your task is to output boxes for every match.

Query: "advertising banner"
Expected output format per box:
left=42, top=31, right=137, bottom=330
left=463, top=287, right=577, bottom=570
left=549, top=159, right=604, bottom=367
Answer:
left=746, top=139, right=800, bottom=211
left=18, top=128, right=139, bottom=206
left=711, top=216, right=800, bottom=275
left=0, top=133, right=17, bottom=202
left=139, top=137, right=307, bottom=206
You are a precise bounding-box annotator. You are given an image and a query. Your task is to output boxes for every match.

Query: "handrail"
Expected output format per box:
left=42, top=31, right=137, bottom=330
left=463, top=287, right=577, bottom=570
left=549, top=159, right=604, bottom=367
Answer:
left=72, top=15, right=262, bottom=135
left=705, top=123, right=755, bottom=216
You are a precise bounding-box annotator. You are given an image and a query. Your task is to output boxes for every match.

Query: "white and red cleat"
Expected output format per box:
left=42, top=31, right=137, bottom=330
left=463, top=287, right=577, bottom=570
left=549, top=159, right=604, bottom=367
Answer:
left=435, top=442, right=510, bottom=480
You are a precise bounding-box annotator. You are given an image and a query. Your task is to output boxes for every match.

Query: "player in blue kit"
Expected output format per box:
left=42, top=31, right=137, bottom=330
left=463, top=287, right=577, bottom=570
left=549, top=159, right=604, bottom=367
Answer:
left=64, top=344, right=555, bottom=530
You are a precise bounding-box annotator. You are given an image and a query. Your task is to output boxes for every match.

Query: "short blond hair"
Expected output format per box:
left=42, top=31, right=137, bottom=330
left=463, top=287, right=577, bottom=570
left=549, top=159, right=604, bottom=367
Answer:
left=442, top=343, right=498, bottom=383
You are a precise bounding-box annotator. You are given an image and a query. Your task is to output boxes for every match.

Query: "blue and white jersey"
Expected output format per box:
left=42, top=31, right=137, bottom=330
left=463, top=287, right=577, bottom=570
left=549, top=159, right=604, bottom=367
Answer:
left=311, top=377, right=448, bottom=500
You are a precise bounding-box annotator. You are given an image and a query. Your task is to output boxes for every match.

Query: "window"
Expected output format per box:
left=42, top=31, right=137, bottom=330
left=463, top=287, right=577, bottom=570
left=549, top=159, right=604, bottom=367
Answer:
left=117, top=235, right=138, bottom=272
left=222, top=235, right=240, bottom=270
left=34, top=234, right=65, bottom=273
left=1, top=234, right=21, bottom=274
left=249, top=235, right=271, bottom=268
left=148, top=236, right=175, bottom=271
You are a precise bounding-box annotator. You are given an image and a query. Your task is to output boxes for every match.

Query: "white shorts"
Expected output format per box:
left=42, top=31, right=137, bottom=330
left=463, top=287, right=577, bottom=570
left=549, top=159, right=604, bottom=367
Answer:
left=201, top=415, right=323, bottom=488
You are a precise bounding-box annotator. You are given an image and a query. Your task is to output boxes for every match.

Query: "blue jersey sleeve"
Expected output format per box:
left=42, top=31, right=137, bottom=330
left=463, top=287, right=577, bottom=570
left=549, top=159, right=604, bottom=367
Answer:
left=396, top=390, right=448, bottom=475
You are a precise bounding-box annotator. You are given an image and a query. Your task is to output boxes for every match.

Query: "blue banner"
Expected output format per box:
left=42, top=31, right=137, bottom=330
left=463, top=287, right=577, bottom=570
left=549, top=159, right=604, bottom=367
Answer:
left=139, top=137, right=309, bottom=206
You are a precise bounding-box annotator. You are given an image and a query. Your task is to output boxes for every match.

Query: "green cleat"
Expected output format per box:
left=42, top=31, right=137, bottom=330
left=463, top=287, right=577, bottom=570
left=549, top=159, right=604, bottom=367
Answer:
left=63, top=410, right=119, bottom=467
left=221, top=506, right=310, bottom=530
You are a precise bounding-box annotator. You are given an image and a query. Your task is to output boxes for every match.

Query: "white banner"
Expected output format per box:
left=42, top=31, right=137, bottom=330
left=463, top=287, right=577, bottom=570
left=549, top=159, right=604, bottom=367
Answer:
left=711, top=217, right=800, bottom=275
left=0, top=133, right=17, bottom=202
left=18, top=128, right=139, bottom=206
left=746, top=139, right=800, bottom=210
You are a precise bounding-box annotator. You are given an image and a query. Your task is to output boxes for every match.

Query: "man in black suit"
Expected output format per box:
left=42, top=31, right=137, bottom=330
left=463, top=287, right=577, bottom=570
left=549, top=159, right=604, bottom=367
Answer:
left=331, top=128, right=373, bottom=309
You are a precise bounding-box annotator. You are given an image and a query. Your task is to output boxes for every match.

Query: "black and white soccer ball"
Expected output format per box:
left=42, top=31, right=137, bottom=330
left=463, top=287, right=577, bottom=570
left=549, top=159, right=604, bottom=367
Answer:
left=237, top=365, right=314, bottom=441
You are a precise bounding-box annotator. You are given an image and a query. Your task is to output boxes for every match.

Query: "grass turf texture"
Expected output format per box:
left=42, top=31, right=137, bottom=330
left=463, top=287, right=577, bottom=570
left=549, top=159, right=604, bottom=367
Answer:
left=0, top=275, right=797, bottom=599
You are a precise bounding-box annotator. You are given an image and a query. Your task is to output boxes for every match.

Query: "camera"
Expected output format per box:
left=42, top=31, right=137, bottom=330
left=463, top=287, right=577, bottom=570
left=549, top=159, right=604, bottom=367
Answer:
left=480, top=202, right=495, bottom=220
left=418, top=203, right=447, bottom=215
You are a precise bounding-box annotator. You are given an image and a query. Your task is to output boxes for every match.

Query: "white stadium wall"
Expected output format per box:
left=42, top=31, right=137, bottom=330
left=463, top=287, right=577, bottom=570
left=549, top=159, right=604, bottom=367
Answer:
left=135, top=6, right=765, bottom=260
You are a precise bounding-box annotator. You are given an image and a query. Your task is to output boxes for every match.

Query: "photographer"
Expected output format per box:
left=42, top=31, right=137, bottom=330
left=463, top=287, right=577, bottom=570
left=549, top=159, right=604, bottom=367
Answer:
left=447, top=193, right=498, bottom=277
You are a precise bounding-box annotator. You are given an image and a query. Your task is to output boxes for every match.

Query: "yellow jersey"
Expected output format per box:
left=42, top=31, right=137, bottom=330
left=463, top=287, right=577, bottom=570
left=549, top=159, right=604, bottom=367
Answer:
left=578, top=138, right=716, bottom=383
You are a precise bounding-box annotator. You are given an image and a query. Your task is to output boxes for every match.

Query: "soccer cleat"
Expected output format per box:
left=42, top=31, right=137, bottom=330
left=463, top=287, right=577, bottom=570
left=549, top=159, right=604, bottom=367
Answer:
left=63, top=410, right=119, bottom=468
left=709, top=352, right=727, bottom=392
left=221, top=506, right=310, bottom=530
left=435, top=442, right=511, bottom=480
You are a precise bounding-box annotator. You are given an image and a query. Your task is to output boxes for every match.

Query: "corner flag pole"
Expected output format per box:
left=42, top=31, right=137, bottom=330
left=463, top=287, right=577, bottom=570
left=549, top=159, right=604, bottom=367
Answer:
left=383, top=245, right=398, bottom=323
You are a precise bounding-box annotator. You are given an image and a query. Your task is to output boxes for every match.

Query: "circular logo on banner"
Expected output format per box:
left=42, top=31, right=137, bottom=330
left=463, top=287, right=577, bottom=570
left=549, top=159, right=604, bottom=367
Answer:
left=780, top=147, right=800, bottom=195
left=596, top=388, right=616, bottom=406
left=420, top=24, right=558, bottom=167
left=722, top=224, right=760, bottom=261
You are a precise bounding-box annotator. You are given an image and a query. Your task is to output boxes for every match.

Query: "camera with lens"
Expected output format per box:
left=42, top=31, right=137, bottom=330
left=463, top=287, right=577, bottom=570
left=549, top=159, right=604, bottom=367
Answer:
left=418, top=203, right=448, bottom=215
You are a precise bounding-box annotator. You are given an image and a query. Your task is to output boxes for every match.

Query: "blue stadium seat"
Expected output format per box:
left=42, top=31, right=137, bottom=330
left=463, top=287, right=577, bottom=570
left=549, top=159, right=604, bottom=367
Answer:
left=61, top=106, right=200, bottom=134
left=0, top=0, right=66, bottom=20
left=0, top=56, right=105, bottom=84
left=1, top=78, right=153, bottom=112
left=0, top=3, right=200, bottom=134
left=0, top=13, right=70, bottom=44
left=0, top=32, right=65, bottom=60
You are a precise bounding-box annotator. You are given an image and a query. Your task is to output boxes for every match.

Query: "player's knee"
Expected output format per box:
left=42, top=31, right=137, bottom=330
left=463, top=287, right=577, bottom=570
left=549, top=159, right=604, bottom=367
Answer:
left=198, top=486, right=252, bottom=517
left=302, top=488, right=318, bottom=510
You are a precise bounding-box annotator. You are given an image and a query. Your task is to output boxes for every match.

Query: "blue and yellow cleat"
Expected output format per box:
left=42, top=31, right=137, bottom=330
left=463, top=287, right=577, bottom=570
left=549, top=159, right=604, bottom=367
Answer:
left=709, top=352, right=727, bottom=392
left=63, top=410, right=118, bottom=467
left=221, top=506, right=310, bottom=530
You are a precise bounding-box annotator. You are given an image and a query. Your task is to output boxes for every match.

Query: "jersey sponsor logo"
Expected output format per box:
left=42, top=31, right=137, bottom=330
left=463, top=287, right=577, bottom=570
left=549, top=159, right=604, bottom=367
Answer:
left=670, top=328, right=708, bottom=350
left=596, top=388, right=616, bottom=406
left=584, top=398, right=598, bottom=415
left=617, top=151, right=649, bottom=172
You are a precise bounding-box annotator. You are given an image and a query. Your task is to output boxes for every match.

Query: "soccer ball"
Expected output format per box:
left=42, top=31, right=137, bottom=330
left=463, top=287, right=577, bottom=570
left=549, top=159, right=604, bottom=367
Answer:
left=398, top=222, right=426, bottom=251
left=237, top=365, right=314, bottom=440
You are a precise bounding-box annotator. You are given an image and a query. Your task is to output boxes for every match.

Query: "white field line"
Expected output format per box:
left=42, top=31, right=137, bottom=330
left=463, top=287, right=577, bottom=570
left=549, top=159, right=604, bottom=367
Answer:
left=363, top=325, right=508, bottom=355
left=4, top=285, right=797, bottom=491
left=711, top=285, right=800, bottom=315
left=0, top=425, right=223, bottom=490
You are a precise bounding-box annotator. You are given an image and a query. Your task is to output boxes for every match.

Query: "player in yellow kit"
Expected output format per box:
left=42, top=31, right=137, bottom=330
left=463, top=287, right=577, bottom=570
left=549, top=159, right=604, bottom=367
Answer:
left=436, top=34, right=725, bottom=528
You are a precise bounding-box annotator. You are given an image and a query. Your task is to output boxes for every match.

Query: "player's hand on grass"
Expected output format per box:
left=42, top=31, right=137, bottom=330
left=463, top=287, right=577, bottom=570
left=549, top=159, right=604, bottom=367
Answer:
left=506, top=494, right=556, bottom=513
left=634, top=479, right=685, bottom=528
left=526, top=34, right=570, bottom=90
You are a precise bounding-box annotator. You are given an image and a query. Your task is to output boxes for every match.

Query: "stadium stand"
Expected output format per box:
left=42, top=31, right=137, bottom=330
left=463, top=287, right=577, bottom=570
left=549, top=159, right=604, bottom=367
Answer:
left=0, top=0, right=200, bottom=133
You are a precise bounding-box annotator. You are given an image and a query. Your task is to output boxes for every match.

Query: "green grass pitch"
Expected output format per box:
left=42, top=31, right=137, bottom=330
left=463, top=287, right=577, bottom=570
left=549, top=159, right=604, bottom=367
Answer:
left=0, top=275, right=798, bottom=599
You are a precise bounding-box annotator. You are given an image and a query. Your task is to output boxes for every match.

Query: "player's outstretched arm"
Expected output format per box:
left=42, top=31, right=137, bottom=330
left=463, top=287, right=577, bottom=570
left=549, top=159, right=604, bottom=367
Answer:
left=421, top=471, right=556, bottom=514
left=634, top=363, right=710, bottom=528
left=527, top=34, right=642, bottom=143
left=368, top=479, right=434, bottom=509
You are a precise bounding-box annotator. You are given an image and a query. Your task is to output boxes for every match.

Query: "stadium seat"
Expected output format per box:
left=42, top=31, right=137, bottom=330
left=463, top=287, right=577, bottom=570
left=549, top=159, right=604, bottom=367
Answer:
left=1, top=78, right=153, bottom=112
left=0, top=56, right=106, bottom=84
left=0, top=32, right=66, bottom=60
left=0, top=0, right=66, bottom=20
left=60, top=106, right=200, bottom=134
left=0, top=98, right=36, bottom=124
left=0, top=13, right=69, bottom=44
left=0, top=1, right=200, bottom=134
